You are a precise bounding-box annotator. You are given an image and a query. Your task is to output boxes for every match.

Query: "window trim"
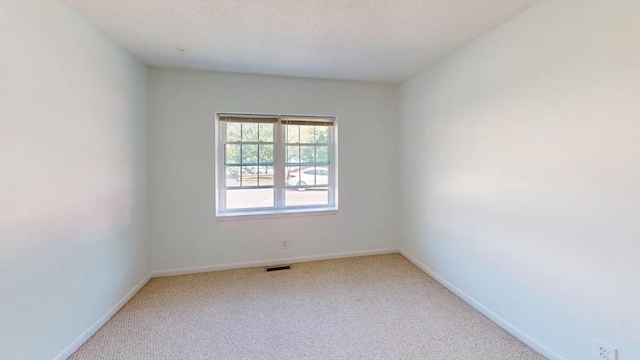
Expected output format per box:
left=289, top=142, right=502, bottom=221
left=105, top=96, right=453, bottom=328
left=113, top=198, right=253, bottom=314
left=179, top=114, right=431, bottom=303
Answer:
left=215, top=112, right=339, bottom=217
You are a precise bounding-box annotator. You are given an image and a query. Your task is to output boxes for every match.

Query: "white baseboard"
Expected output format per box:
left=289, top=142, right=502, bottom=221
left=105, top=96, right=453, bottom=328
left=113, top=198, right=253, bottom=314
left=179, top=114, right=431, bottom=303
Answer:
left=53, top=274, right=152, bottom=360
left=397, top=249, right=564, bottom=360
left=151, top=248, right=399, bottom=278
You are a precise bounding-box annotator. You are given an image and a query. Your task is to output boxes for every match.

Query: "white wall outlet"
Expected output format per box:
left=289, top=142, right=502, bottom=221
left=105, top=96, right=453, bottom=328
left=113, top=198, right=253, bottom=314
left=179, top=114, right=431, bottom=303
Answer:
left=593, top=339, right=617, bottom=360
left=281, top=239, right=289, bottom=249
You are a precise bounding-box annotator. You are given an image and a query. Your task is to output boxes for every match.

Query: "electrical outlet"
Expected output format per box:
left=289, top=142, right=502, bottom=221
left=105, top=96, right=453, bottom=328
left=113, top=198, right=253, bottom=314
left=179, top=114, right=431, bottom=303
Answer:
left=593, top=339, right=617, bottom=360
left=281, top=239, right=289, bottom=249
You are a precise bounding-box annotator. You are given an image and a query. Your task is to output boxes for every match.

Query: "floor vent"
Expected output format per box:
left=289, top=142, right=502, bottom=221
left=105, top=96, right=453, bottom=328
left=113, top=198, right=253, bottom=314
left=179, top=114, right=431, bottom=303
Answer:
left=265, top=265, right=291, bottom=272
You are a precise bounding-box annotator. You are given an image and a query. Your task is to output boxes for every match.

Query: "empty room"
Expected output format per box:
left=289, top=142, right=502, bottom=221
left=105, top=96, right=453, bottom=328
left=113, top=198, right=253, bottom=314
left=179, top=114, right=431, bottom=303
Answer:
left=1, top=0, right=639, bottom=359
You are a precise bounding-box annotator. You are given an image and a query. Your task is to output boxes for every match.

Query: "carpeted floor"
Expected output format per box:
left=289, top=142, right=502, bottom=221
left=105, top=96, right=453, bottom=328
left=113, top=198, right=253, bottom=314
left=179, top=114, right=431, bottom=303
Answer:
left=70, top=254, right=545, bottom=360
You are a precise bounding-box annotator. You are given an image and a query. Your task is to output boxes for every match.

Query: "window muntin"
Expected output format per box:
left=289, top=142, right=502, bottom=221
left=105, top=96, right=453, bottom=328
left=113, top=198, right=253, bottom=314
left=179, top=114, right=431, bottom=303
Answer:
left=217, top=114, right=337, bottom=215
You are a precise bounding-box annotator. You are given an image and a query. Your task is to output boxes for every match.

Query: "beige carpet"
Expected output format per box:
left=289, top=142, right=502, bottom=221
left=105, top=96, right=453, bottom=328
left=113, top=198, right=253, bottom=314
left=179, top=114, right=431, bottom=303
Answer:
left=70, top=254, right=544, bottom=360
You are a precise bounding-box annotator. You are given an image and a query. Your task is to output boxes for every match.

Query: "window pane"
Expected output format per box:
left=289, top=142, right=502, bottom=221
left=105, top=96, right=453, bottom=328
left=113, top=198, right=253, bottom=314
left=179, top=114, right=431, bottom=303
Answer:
left=285, top=166, right=306, bottom=187
left=286, top=166, right=329, bottom=188
left=285, top=187, right=329, bottom=207
left=300, top=167, right=328, bottom=186
left=225, top=144, right=241, bottom=165
left=299, top=126, right=314, bottom=143
left=285, top=166, right=301, bottom=187
left=316, top=145, right=329, bottom=164
left=259, top=123, right=273, bottom=142
left=226, top=188, right=274, bottom=209
left=315, top=166, right=329, bottom=185
left=258, top=144, right=273, bottom=165
left=258, top=166, right=274, bottom=186
left=286, top=125, right=299, bottom=143
left=301, top=168, right=317, bottom=185
left=241, top=123, right=258, bottom=142
left=300, top=146, right=314, bottom=164
left=241, top=166, right=258, bottom=186
left=226, top=122, right=241, bottom=142
left=242, top=144, right=258, bottom=164
left=286, top=146, right=299, bottom=164
left=225, top=166, right=241, bottom=187
left=314, top=126, right=329, bottom=143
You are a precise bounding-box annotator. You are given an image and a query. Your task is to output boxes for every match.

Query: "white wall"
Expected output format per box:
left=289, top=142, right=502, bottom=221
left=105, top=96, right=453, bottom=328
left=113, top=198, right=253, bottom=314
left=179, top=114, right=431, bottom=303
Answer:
left=399, top=1, right=639, bottom=359
left=0, top=1, right=149, bottom=359
left=148, top=68, right=399, bottom=272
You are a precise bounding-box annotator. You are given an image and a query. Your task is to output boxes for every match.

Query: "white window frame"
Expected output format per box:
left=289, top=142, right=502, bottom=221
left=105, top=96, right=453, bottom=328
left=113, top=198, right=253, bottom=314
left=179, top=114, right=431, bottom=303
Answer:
left=215, top=113, right=338, bottom=218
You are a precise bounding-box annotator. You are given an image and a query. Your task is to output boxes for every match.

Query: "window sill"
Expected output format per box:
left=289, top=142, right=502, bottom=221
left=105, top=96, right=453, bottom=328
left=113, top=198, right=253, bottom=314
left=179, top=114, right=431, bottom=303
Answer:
left=216, top=207, right=338, bottom=221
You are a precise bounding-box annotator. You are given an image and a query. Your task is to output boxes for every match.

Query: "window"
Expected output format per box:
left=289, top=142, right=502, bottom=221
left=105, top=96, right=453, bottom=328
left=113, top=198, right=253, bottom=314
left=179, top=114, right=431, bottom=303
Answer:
left=216, top=114, right=337, bottom=216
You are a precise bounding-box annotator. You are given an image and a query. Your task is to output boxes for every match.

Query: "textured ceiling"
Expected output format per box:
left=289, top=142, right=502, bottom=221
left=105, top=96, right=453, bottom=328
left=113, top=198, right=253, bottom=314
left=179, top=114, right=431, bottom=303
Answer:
left=63, top=0, right=537, bottom=83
